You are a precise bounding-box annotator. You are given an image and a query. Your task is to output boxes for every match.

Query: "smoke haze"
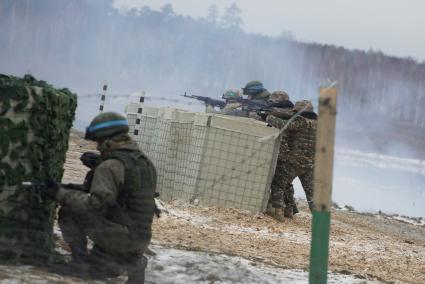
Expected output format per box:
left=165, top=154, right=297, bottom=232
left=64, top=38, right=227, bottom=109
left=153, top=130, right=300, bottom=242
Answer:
left=0, top=0, right=424, bottom=217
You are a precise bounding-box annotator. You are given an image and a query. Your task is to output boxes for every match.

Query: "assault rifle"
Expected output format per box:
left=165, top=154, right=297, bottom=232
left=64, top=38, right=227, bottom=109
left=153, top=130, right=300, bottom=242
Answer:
left=235, top=98, right=294, bottom=120
left=21, top=152, right=100, bottom=192
left=22, top=181, right=162, bottom=218
left=235, top=98, right=294, bottom=111
left=181, top=93, right=226, bottom=109
left=21, top=181, right=89, bottom=193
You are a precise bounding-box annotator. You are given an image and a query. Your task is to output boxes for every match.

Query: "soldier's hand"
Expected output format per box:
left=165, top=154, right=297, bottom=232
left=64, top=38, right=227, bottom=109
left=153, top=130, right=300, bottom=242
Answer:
left=80, top=151, right=100, bottom=169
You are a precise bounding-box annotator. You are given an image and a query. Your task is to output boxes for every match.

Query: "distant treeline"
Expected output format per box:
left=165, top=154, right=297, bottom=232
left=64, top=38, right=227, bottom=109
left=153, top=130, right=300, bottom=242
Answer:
left=1, top=0, right=424, bottom=127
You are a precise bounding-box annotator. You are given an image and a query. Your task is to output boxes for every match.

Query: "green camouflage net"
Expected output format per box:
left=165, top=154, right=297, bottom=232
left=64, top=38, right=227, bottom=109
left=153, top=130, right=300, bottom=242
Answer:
left=0, top=74, right=77, bottom=263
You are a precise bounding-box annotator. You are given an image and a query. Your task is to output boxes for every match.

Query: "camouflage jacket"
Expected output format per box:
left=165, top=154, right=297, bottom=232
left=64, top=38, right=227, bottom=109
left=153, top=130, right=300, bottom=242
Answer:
left=57, top=137, right=156, bottom=252
left=222, top=102, right=243, bottom=113
left=267, top=113, right=317, bottom=167
left=266, top=114, right=290, bottom=160
left=208, top=102, right=246, bottom=117
left=246, top=97, right=269, bottom=121
left=56, top=140, right=133, bottom=215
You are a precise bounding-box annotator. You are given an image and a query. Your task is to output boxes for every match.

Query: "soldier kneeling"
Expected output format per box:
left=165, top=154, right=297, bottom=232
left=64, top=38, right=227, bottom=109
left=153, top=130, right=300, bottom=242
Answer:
left=41, top=112, right=157, bottom=284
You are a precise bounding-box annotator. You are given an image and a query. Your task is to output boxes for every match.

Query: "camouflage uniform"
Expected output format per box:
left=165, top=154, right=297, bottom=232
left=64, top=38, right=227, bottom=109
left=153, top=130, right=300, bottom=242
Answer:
left=242, top=81, right=270, bottom=121
left=221, top=101, right=244, bottom=116
left=269, top=129, right=292, bottom=209
left=209, top=89, right=246, bottom=117
left=267, top=101, right=317, bottom=210
left=55, top=112, right=157, bottom=283
left=266, top=91, right=294, bottom=210
left=246, top=91, right=271, bottom=121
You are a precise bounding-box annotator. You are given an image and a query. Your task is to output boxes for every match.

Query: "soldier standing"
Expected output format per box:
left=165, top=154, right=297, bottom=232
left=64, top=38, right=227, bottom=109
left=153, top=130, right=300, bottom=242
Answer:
left=267, top=100, right=317, bottom=218
left=266, top=91, right=295, bottom=221
left=41, top=112, right=157, bottom=284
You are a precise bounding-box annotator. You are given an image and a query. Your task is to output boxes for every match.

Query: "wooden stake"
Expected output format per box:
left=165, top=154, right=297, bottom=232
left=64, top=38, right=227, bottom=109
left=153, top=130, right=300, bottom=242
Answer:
left=309, top=86, right=338, bottom=284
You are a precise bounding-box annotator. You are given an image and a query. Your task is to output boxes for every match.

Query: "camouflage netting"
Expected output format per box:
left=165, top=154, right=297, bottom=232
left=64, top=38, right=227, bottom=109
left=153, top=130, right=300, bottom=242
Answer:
left=0, top=74, right=77, bottom=263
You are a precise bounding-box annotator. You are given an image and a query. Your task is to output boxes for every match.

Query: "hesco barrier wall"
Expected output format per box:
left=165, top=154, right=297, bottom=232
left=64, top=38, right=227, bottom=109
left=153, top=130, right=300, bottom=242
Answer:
left=0, top=74, right=77, bottom=262
left=126, top=103, right=280, bottom=213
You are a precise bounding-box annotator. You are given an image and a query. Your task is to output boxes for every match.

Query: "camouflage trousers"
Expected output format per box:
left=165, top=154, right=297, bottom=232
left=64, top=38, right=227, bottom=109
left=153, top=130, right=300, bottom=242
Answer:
left=270, top=157, right=293, bottom=208
left=270, top=161, right=314, bottom=210
left=283, top=163, right=314, bottom=210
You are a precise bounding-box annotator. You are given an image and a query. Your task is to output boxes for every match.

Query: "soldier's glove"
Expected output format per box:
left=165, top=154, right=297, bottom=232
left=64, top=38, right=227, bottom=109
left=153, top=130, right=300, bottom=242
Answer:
left=43, top=178, right=60, bottom=199
left=80, top=152, right=100, bottom=169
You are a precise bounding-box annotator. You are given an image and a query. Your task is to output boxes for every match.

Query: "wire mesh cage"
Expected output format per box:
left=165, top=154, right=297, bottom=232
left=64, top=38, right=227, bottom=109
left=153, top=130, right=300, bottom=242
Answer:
left=126, top=103, right=280, bottom=212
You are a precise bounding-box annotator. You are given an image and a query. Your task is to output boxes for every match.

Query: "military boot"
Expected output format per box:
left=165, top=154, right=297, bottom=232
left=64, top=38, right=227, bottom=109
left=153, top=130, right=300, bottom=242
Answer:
left=293, top=203, right=299, bottom=215
left=284, top=206, right=294, bottom=218
left=49, top=245, right=91, bottom=279
left=126, top=256, right=147, bottom=284
left=88, top=245, right=122, bottom=279
left=274, top=208, right=285, bottom=222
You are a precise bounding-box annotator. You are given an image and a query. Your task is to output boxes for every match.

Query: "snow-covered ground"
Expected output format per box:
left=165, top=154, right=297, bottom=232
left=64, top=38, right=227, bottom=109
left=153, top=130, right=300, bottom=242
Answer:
left=145, top=245, right=374, bottom=284
left=335, top=147, right=425, bottom=175
left=293, top=147, right=425, bottom=219
left=0, top=245, right=376, bottom=284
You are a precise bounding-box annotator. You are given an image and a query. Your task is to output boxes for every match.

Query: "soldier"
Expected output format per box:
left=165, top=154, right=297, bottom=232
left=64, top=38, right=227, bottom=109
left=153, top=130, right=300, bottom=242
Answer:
left=207, top=89, right=246, bottom=116
left=266, top=91, right=295, bottom=221
left=267, top=100, right=317, bottom=218
left=242, top=80, right=271, bottom=120
left=41, top=112, right=157, bottom=284
left=220, top=89, right=244, bottom=116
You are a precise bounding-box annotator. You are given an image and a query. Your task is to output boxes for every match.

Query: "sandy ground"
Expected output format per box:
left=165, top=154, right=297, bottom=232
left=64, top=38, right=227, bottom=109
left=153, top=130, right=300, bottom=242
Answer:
left=62, top=130, right=425, bottom=284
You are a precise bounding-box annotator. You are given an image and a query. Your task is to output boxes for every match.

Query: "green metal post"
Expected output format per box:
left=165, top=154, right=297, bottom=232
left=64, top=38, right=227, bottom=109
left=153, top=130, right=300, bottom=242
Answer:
left=309, top=211, right=331, bottom=283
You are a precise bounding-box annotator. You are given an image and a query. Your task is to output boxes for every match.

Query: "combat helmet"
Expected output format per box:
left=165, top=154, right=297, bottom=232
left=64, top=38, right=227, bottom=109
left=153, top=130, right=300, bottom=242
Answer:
left=85, top=112, right=129, bottom=141
left=222, top=89, right=242, bottom=101
left=269, top=91, right=290, bottom=103
left=294, top=100, right=314, bottom=112
left=242, top=80, right=266, bottom=96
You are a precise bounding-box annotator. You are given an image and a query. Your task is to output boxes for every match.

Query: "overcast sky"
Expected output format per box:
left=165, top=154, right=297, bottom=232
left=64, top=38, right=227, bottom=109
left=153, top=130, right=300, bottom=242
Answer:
left=114, top=0, right=425, bottom=62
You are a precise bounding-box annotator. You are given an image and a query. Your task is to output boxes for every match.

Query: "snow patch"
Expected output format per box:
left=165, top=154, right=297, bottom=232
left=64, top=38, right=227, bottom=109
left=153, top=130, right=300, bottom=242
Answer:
left=336, top=147, right=425, bottom=175
left=146, top=245, right=375, bottom=284
left=333, top=203, right=425, bottom=226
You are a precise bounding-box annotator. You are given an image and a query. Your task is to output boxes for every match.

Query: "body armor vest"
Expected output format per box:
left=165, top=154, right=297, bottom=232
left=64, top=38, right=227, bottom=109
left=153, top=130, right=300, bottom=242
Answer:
left=101, top=149, right=157, bottom=243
